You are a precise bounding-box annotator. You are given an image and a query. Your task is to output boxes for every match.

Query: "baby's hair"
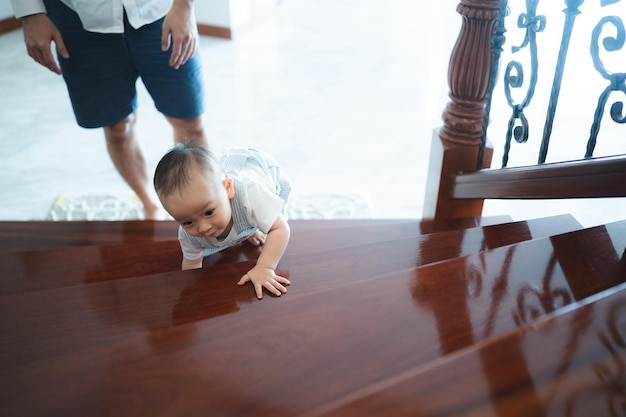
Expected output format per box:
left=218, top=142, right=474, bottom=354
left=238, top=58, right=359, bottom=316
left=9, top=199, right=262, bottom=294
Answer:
left=154, top=142, right=221, bottom=197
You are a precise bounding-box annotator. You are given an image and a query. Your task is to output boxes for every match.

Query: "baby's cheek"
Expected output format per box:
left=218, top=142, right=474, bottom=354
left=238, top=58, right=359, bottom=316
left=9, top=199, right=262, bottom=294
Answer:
left=185, top=227, right=201, bottom=237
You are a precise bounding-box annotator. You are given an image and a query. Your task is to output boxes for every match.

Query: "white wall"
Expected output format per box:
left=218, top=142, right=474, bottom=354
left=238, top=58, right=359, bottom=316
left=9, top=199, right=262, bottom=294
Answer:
left=1, top=1, right=15, bottom=20
left=196, top=0, right=276, bottom=31
left=195, top=0, right=231, bottom=28
left=229, top=0, right=275, bottom=28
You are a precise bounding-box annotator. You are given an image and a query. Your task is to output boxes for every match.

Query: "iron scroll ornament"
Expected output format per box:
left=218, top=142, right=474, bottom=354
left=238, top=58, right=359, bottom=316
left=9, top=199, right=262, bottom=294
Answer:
left=586, top=14, right=626, bottom=158
left=501, top=0, right=546, bottom=167
left=489, top=0, right=625, bottom=167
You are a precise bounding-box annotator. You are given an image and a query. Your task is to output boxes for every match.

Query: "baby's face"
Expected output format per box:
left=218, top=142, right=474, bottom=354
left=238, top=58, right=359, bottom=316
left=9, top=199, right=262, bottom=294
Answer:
left=161, top=165, right=235, bottom=239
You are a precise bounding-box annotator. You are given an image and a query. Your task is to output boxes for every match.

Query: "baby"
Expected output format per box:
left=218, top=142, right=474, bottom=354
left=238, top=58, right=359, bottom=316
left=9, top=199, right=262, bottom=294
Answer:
left=154, top=143, right=291, bottom=299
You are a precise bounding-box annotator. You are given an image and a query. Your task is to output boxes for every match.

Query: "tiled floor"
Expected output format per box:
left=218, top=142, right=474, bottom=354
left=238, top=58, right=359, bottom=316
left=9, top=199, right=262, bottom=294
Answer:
left=1, top=0, right=624, bottom=226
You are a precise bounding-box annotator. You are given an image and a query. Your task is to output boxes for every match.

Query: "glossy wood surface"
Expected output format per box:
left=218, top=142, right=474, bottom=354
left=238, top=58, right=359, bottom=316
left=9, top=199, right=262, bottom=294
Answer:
left=312, top=282, right=626, bottom=417
left=453, top=155, right=626, bottom=199
left=0, top=220, right=178, bottom=253
left=423, top=128, right=493, bottom=219
left=423, top=0, right=501, bottom=219
left=0, top=215, right=576, bottom=296
left=0, top=216, right=512, bottom=253
left=0, top=217, right=623, bottom=416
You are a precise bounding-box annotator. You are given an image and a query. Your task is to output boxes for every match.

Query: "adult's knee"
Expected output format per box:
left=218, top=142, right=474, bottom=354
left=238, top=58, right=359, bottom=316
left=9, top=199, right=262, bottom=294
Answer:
left=167, top=116, right=207, bottom=145
left=184, top=125, right=208, bottom=146
left=105, top=114, right=137, bottom=145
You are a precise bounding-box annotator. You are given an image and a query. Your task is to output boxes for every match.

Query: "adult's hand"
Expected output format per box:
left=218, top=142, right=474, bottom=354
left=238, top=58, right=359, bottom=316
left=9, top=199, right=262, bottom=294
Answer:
left=21, top=13, right=69, bottom=75
left=161, top=1, right=198, bottom=69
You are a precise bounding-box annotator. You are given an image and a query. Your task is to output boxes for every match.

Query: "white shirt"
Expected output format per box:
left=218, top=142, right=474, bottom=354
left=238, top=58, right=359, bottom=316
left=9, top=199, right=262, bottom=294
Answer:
left=10, top=0, right=174, bottom=33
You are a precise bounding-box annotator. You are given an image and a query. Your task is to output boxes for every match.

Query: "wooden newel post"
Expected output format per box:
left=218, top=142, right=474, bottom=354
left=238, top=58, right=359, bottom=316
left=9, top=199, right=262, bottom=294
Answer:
left=423, top=0, right=502, bottom=219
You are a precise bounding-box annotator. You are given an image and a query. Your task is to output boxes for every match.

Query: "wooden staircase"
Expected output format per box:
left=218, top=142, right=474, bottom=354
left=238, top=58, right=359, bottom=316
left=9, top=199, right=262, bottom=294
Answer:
left=1, top=214, right=624, bottom=416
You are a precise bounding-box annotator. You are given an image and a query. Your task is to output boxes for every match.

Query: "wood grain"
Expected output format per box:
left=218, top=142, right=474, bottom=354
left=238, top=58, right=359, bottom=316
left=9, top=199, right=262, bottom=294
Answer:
left=0, top=215, right=578, bottom=295
left=0, top=219, right=623, bottom=416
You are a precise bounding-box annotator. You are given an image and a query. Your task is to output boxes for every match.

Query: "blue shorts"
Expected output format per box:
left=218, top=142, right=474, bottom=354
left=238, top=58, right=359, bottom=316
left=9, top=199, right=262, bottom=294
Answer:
left=44, top=0, right=205, bottom=128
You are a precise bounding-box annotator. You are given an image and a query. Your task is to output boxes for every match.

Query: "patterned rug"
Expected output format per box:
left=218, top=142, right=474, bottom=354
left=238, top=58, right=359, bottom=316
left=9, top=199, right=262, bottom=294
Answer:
left=46, top=192, right=373, bottom=221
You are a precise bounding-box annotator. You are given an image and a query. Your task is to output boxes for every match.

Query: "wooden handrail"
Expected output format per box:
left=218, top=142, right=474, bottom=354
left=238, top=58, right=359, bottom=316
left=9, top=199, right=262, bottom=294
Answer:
left=452, top=155, right=626, bottom=199
left=425, top=1, right=626, bottom=219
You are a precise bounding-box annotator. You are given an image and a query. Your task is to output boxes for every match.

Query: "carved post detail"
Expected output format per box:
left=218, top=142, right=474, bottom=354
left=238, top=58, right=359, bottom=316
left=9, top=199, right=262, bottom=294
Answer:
left=443, top=1, right=501, bottom=146
left=423, top=0, right=502, bottom=219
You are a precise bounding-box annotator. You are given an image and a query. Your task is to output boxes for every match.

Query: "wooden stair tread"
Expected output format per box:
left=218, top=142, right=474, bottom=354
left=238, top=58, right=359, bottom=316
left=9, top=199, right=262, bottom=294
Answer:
left=0, top=214, right=580, bottom=296
left=0, top=220, right=178, bottom=253
left=310, top=282, right=626, bottom=417
left=1, top=219, right=623, bottom=416
left=0, top=216, right=512, bottom=253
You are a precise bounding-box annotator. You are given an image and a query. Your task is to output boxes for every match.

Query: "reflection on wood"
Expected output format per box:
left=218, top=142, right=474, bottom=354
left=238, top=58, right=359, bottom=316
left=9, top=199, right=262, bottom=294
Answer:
left=0, top=217, right=623, bottom=416
left=0, top=220, right=178, bottom=252
left=0, top=217, right=513, bottom=253
left=0, top=215, right=579, bottom=295
left=313, top=284, right=626, bottom=417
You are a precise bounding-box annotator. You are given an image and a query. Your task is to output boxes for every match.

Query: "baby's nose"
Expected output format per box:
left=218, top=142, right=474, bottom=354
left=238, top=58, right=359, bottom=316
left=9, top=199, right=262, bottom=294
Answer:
left=198, top=220, right=212, bottom=234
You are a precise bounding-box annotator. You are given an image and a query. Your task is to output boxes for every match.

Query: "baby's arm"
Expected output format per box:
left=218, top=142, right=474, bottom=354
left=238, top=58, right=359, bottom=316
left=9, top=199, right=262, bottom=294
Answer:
left=238, top=214, right=291, bottom=299
left=182, top=256, right=203, bottom=270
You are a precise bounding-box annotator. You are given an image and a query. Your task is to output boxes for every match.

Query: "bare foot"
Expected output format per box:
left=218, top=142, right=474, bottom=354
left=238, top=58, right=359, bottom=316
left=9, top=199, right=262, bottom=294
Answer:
left=143, top=203, right=168, bottom=221
left=247, top=230, right=267, bottom=246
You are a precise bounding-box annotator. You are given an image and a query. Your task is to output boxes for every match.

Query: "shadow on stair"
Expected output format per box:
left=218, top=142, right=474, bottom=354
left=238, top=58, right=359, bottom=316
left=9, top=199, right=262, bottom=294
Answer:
left=0, top=214, right=624, bottom=416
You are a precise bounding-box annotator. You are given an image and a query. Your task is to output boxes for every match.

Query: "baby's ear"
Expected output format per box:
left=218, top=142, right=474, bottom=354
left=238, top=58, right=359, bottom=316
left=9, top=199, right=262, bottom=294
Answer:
left=224, top=176, right=235, bottom=199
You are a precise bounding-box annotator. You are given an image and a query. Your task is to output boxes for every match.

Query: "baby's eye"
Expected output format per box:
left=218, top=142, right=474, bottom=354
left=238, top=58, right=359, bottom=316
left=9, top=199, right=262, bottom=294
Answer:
left=181, top=221, right=193, bottom=227
left=204, top=209, right=215, bottom=217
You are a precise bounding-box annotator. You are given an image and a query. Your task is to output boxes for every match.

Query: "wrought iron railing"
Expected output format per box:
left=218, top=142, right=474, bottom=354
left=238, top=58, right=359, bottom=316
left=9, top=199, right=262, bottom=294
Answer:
left=478, top=0, right=625, bottom=170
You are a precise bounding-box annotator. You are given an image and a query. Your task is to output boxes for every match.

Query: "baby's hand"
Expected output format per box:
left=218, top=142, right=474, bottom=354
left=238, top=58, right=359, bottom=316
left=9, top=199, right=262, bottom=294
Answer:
left=238, top=265, right=290, bottom=299
left=247, top=230, right=267, bottom=246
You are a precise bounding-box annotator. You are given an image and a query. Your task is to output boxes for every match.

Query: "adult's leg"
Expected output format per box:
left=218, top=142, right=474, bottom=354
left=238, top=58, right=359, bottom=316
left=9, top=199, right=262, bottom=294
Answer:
left=126, top=17, right=207, bottom=148
left=104, top=112, right=163, bottom=220
left=45, top=1, right=157, bottom=218
left=165, top=115, right=208, bottom=146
